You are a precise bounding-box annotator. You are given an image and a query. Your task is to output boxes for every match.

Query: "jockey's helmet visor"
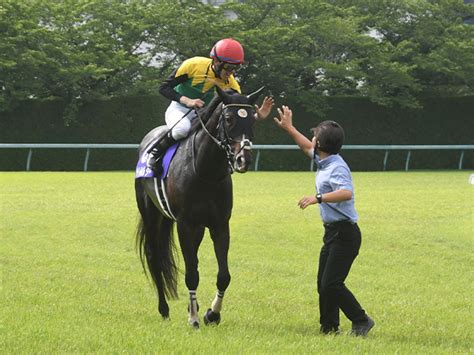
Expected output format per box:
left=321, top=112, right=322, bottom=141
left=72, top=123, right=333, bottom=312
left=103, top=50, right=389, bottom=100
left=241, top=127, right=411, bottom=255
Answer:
left=221, top=62, right=240, bottom=73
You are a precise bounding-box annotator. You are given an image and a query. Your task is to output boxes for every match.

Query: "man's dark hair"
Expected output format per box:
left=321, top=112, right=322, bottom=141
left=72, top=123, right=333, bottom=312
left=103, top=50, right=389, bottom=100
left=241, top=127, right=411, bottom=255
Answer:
left=311, top=120, right=345, bottom=154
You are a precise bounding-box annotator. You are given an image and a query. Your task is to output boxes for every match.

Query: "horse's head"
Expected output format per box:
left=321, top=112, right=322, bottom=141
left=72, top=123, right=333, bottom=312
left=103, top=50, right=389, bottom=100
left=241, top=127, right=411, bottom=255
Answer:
left=216, top=86, right=264, bottom=173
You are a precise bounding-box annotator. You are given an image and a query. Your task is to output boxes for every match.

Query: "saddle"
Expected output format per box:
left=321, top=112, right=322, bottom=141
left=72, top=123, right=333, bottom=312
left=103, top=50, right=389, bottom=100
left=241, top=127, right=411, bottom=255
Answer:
left=135, top=137, right=180, bottom=179
left=135, top=137, right=180, bottom=220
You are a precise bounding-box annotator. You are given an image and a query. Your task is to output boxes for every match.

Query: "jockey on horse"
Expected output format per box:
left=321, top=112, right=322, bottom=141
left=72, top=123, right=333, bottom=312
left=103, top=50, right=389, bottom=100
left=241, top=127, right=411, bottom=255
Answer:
left=146, top=38, right=274, bottom=174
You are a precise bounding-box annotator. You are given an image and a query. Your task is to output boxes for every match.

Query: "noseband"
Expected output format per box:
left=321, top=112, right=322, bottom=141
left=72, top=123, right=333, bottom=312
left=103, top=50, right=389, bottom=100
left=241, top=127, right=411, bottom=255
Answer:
left=196, top=103, right=254, bottom=173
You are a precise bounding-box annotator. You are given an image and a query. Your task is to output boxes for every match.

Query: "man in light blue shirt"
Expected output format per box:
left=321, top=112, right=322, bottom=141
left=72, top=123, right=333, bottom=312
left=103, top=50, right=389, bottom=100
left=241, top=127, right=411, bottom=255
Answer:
left=274, top=106, right=375, bottom=336
left=314, top=153, right=358, bottom=224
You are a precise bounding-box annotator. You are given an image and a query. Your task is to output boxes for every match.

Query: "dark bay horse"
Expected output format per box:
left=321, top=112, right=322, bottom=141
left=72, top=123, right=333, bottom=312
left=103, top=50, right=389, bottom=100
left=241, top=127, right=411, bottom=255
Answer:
left=135, top=86, right=263, bottom=327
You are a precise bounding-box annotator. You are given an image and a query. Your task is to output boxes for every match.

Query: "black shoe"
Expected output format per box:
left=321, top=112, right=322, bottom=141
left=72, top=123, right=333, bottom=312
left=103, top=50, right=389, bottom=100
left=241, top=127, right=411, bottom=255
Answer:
left=351, top=316, right=375, bottom=336
left=320, top=325, right=340, bottom=335
left=147, top=149, right=163, bottom=176
left=146, top=133, right=176, bottom=175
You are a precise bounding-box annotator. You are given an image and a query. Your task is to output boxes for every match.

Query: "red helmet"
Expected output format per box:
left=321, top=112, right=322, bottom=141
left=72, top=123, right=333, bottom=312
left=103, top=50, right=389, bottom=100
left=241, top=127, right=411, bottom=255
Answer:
left=210, top=38, right=244, bottom=64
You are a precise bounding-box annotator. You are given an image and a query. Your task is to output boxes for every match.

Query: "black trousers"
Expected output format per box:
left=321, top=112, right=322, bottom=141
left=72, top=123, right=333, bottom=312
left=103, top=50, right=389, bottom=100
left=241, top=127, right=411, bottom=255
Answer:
left=317, top=222, right=367, bottom=329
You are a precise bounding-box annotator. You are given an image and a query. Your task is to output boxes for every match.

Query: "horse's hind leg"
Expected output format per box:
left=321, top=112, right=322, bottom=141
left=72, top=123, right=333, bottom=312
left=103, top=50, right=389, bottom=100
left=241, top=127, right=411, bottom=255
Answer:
left=204, top=224, right=231, bottom=326
left=177, top=223, right=205, bottom=328
left=135, top=180, right=171, bottom=319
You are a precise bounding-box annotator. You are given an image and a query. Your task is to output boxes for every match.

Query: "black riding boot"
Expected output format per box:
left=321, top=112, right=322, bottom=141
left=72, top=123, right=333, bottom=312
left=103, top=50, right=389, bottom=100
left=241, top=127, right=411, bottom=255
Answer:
left=146, top=132, right=177, bottom=175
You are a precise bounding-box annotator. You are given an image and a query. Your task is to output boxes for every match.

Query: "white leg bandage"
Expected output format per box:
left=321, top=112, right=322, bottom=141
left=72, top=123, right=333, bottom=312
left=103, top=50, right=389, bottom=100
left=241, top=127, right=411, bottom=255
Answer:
left=188, top=290, right=199, bottom=325
left=211, top=290, right=225, bottom=313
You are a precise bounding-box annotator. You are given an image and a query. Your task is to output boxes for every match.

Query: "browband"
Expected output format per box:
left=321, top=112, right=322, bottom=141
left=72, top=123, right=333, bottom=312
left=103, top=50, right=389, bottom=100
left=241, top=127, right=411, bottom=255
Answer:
left=223, top=104, right=254, bottom=109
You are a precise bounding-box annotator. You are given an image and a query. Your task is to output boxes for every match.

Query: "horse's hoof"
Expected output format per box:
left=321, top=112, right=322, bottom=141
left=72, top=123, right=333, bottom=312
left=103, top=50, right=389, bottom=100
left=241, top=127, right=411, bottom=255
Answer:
left=203, top=308, right=221, bottom=326
left=189, top=320, right=200, bottom=329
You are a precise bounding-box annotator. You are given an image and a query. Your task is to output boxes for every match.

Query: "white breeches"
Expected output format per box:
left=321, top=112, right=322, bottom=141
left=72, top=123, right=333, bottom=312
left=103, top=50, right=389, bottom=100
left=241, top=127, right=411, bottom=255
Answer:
left=165, top=101, right=198, bottom=140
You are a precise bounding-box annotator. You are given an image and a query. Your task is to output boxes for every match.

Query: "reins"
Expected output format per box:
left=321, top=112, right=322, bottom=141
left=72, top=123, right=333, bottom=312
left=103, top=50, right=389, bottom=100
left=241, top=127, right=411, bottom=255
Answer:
left=195, top=102, right=255, bottom=174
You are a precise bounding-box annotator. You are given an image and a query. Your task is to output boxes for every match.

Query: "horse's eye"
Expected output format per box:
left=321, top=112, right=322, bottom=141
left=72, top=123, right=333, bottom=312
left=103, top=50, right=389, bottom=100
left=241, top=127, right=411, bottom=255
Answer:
left=225, top=113, right=234, bottom=124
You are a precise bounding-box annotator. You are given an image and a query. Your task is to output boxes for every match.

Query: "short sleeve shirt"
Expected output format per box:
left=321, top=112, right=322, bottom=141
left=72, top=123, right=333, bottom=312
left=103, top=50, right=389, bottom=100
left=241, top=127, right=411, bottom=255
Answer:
left=314, top=153, right=358, bottom=224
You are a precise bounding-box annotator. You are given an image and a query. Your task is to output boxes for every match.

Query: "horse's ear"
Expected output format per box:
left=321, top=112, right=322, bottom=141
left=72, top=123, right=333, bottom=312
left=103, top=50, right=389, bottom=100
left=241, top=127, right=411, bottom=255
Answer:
left=216, top=85, right=231, bottom=103
left=247, top=86, right=265, bottom=104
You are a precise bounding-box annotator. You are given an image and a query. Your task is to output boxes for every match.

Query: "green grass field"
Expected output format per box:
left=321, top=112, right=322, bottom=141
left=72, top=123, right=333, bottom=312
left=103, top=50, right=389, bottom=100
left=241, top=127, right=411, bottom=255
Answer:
left=1, top=171, right=473, bottom=354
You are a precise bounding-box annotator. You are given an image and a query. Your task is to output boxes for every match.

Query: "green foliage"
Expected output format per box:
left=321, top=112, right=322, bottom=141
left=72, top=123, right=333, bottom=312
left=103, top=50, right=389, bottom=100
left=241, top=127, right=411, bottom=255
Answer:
left=224, top=0, right=474, bottom=111
left=340, top=0, right=474, bottom=100
left=1, top=171, right=473, bottom=353
left=1, top=0, right=473, bottom=117
left=0, top=0, right=172, bottom=112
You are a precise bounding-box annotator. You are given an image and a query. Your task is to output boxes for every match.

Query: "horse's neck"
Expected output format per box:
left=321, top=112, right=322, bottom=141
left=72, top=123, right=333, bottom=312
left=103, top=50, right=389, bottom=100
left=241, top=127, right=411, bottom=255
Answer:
left=194, top=110, right=229, bottom=180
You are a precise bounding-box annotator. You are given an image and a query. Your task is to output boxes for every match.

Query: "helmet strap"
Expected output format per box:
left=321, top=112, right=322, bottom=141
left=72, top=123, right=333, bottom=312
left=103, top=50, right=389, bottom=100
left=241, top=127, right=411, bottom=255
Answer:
left=212, top=59, right=225, bottom=79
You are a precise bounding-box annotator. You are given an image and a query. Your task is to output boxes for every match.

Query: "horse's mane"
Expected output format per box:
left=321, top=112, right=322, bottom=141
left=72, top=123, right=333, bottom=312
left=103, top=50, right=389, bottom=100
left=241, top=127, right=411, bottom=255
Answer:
left=189, top=92, right=226, bottom=133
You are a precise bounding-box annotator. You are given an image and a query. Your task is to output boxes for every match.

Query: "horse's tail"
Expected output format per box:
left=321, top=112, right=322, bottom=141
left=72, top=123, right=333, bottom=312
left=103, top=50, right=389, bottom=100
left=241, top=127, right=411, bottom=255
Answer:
left=135, top=179, right=178, bottom=300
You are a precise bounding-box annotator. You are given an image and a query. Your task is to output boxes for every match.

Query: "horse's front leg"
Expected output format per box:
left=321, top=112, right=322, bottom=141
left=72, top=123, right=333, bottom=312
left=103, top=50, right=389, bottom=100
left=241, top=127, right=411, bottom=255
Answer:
left=177, top=223, right=205, bottom=328
left=204, top=223, right=231, bottom=326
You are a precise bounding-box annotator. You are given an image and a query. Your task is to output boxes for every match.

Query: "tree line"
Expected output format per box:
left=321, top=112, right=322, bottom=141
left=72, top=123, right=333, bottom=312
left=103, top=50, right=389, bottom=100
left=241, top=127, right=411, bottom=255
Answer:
left=1, top=0, right=473, bottom=121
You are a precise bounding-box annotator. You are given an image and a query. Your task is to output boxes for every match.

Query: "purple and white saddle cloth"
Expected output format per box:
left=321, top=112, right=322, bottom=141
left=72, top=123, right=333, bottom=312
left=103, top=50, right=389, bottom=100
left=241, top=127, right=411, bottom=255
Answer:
left=135, top=139, right=180, bottom=179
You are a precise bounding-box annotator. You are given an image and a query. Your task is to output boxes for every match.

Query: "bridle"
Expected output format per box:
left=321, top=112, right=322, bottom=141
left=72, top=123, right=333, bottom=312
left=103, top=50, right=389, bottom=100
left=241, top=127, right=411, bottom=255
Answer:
left=195, top=102, right=254, bottom=174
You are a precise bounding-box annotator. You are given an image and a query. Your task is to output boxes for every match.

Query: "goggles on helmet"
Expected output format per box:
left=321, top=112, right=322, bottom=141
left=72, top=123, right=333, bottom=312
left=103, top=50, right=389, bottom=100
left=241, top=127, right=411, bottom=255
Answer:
left=221, top=62, right=241, bottom=72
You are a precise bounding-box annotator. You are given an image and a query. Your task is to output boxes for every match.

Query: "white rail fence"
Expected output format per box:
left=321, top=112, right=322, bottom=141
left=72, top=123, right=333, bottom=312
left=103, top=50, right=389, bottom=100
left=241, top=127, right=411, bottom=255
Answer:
left=1, top=143, right=473, bottom=172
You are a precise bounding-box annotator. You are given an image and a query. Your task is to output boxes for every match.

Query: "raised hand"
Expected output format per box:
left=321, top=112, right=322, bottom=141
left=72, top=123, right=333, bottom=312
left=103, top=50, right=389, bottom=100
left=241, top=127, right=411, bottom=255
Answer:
left=273, top=105, right=294, bottom=132
left=255, top=96, right=275, bottom=120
